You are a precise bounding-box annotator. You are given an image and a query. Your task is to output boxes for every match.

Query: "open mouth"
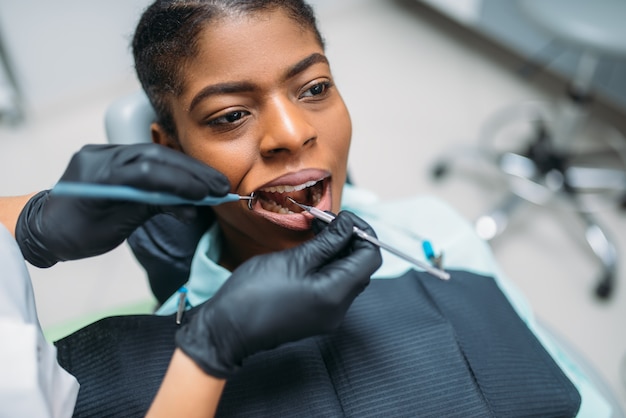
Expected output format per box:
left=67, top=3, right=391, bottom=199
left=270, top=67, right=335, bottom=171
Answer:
left=255, top=178, right=325, bottom=214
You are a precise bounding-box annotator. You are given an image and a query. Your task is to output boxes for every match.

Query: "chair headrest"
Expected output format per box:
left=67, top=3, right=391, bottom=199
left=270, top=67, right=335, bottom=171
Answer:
left=105, top=90, right=156, bottom=145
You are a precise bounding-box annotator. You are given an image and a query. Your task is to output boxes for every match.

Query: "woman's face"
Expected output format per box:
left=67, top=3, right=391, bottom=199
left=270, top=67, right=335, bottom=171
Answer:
left=153, top=9, right=352, bottom=266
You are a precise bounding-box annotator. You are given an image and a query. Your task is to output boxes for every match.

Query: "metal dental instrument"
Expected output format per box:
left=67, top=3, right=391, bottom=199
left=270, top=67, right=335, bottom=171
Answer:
left=287, top=197, right=451, bottom=281
left=51, top=182, right=254, bottom=206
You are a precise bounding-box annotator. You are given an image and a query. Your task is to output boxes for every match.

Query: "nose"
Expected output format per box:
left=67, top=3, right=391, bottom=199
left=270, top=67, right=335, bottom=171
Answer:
left=259, top=96, right=317, bottom=158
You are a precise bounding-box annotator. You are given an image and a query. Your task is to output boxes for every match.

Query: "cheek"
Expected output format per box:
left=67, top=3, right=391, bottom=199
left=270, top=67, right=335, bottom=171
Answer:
left=183, top=139, right=258, bottom=191
left=329, top=102, right=352, bottom=154
left=314, top=95, right=350, bottom=139
left=324, top=106, right=352, bottom=170
left=319, top=106, right=352, bottom=212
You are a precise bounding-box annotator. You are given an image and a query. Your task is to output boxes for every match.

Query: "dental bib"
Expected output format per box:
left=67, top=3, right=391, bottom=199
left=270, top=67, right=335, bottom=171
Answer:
left=55, top=270, right=580, bottom=417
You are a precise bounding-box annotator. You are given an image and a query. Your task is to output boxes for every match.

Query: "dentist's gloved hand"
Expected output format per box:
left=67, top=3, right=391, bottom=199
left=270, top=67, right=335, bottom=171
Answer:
left=175, top=211, right=382, bottom=379
left=16, top=144, right=230, bottom=267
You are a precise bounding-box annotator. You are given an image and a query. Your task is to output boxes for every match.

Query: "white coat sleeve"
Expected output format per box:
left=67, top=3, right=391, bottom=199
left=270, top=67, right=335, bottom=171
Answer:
left=0, top=224, right=79, bottom=418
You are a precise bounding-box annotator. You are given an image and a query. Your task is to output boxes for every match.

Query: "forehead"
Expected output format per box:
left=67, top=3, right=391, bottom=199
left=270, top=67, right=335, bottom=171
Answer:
left=179, top=9, right=325, bottom=95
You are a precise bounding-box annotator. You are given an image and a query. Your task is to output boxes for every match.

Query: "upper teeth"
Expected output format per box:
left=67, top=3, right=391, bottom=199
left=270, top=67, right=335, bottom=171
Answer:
left=260, top=180, right=318, bottom=193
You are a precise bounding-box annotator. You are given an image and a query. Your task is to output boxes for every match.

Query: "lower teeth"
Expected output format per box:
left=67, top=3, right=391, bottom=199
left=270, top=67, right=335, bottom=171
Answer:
left=259, top=189, right=322, bottom=214
left=260, top=199, right=294, bottom=214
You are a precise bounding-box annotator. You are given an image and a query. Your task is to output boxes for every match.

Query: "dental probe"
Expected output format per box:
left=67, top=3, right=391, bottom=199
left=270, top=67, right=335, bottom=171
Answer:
left=51, top=182, right=254, bottom=206
left=287, top=198, right=451, bottom=281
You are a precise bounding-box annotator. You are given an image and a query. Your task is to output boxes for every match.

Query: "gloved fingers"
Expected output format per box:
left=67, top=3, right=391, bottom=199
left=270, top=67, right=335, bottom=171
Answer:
left=63, top=144, right=230, bottom=200
left=284, top=210, right=358, bottom=271
left=311, top=216, right=327, bottom=234
left=284, top=211, right=382, bottom=293
left=158, top=205, right=216, bottom=225
left=109, top=163, right=222, bottom=200
left=106, top=145, right=230, bottom=199
left=312, top=211, right=382, bottom=296
left=310, top=210, right=375, bottom=238
left=312, top=210, right=378, bottom=238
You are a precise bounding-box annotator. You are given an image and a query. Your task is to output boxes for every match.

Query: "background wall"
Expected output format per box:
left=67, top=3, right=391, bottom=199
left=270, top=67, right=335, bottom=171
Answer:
left=0, top=0, right=150, bottom=117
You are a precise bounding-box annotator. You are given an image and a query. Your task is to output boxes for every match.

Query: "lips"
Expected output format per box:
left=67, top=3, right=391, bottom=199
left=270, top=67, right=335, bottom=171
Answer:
left=248, top=169, right=332, bottom=230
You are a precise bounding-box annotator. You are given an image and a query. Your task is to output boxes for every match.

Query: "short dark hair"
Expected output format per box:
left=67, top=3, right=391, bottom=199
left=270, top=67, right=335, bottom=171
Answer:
left=132, top=0, right=325, bottom=139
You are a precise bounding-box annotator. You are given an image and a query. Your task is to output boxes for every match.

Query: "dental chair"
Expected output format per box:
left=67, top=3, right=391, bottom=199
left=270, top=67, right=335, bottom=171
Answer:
left=104, top=88, right=625, bottom=417
left=431, top=0, right=626, bottom=300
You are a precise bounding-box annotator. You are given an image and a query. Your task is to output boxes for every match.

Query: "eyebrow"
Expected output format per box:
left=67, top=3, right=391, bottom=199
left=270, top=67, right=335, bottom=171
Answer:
left=189, top=81, right=256, bottom=112
left=188, top=53, right=330, bottom=112
left=284, top=53, right=329, bottom=80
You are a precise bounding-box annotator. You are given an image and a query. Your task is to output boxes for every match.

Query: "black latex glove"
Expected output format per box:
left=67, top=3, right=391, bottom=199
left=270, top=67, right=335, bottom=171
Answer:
left=16, top=144, right=230, bottom=267
left=175, top=211, right=383, bottom=379
left=128, top=212, right=214, bottom=304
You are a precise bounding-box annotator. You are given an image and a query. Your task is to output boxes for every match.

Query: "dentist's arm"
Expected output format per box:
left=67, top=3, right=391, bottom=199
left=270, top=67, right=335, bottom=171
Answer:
left=147, top=211, right=383, bottom=417
left=0, top=194, right=35, bottom=237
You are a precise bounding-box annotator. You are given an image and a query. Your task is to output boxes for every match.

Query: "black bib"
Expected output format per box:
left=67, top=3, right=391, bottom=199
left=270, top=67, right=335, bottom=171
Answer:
left=55, top=270, right=580, bottom=417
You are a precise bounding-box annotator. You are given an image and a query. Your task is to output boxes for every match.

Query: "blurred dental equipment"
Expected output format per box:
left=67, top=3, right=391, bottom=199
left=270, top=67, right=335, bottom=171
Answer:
left=51, top=182, right=254, bottom=206
left=287, top=197, right=451, bottom=281
left=176, top=286, right=188, bottom=325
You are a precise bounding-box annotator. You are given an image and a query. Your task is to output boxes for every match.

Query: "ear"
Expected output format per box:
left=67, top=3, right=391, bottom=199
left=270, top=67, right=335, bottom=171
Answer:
left=151, top=122, right=182, bottom=151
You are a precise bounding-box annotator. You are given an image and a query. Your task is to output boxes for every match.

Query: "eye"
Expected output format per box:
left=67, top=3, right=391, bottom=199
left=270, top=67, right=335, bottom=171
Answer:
left=300, top=81, right=332, bottom=99
left=207, top=110, right=250, bottom=126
